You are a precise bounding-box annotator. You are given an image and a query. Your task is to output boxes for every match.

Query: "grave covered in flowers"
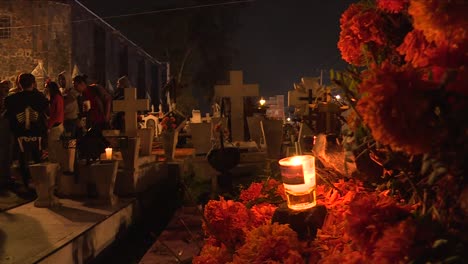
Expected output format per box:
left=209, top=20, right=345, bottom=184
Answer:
left=192, top=0, right=468, bottom=263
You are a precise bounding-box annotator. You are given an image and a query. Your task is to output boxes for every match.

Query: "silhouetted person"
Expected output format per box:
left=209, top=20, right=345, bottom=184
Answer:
left=45, top=81, right=64, bottom=163
left=0, top=80, right=13, bottom=190
left=4, top=73, right=48, bottom=190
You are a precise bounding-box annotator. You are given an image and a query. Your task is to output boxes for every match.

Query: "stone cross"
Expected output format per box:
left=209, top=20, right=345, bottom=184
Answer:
left=214, top=71, right=259, bottom=141
left=113, top=88, right=149, bottom=137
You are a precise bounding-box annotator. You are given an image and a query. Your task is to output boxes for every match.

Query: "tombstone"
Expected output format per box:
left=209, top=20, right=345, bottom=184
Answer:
left=247, top=115, right=265, bottom=149
left=265, top=95, right=285, bottom=121
left=288, top=77, right=322, bottom=128
left=87, top=160, right=119, bottom=206
left=190, top=123, right=212, bottom=155
left=137, top=127, right=154, bottom=156
left=29, top=163, right=61, bottom=207
left=298, top=122, right=315, bottom=154
left=214, top=71, right=259, bottom=142
left=191, top=110, right=202, bottom=123
left=204, top=113, right=212, bottom=123
left=317, top=102, right=341, bottom=134
left=261, top=119, right=284, bottom=160
left=112, top=87, right=150, bottom=137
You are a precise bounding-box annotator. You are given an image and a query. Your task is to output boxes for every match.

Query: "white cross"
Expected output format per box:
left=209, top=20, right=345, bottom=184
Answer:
left=113, top=88, right=149, bottom=137
left=214, top=71, right=259, bottom=141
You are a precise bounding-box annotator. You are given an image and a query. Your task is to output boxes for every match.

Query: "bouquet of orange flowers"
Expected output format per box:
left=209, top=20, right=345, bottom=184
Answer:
left=160, top=116, right=177, bottom=132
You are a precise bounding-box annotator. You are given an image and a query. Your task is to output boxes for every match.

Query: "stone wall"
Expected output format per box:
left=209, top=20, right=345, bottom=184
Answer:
left=0, top=0, right=165, bottom=101
left=0, top=0, right=71, bottom=86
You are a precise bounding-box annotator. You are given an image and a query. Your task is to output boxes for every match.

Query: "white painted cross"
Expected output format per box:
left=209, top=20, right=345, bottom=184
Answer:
left=113, top=88, right=149, bottom=137
left=214, top=71, right=259, bottom=141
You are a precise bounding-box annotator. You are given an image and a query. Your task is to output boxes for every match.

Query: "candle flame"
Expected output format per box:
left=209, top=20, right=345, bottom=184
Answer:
left=290, top=156, right=303, bottom=166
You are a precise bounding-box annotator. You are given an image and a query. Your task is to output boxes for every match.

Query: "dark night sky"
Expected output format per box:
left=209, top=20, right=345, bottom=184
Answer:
left=81, top=0, right=355, bottom=98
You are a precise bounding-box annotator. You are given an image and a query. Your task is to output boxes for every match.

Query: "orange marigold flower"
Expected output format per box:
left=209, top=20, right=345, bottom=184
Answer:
left=409, top=0, right=468, bottom=46
left=203, top=197, right=251, bottom=248
left=338, top=3, right=387, bottom=66
left=357, top=62, right=441, bottom=154
left=231, top=223, right=304, bottom=264
left=249, top=203, right=277, bottom=227
left=239, top=179, right=286, bottom=205
left=346, top=192, right=412, bottom=255
left=193, top=243, right=232, bottom=264
left=398, top=30, right=468, bottom=69
left=371, top=218, right=417, bottom=264
left=397, top=30, right=437, bottom=68
left=377, top=0, right=408, bottom=13
left=239, top=182, right=264, bottom=204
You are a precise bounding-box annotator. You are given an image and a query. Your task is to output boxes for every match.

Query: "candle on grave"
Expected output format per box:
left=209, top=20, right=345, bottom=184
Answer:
left=278, top=155, right=316, bottom=211
left=105, top=147, right=113, bottom=160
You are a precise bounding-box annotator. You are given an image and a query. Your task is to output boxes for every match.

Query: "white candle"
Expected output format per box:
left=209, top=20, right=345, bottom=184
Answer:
left=279, top=155, right=316, bottom=210
left=105, top=148, right=113, bottom=160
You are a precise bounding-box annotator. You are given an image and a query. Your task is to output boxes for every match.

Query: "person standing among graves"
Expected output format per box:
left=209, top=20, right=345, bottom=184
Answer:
left=85, top=83, right=112, bottom=130
left=64, top=74, right=87, bottom=138
left=4, top=73, right=48, bottom=190
left=0, top=80, right=14, bottom=190
left=45, top=81, right=64, bottom=163
left=111, top=75, right=131, bottom=130
left=72, top=75, right=112, bottom=131
left=58, top=71, right=68, bottom=95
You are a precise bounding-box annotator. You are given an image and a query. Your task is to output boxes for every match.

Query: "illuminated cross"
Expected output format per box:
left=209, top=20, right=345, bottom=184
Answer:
left=113, top=88, right=149, bottom=137
left=214, top=71, right=259, bottom=141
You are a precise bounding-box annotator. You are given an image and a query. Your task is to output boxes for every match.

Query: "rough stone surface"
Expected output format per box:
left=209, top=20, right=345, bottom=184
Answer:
left=0, top=0, right=166, bottom=106
left=0, top=0, right=71, bottom=85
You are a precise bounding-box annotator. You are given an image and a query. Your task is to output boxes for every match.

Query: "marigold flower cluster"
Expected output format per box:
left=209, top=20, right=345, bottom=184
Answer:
left=239, top=179, right=286, bottom=206
left=231, top=223, right=304, bottom=264
left=377, top=0, right=408, bottom=13
left=160, top=116, right=177, bottom=132
left=356, top=63, right=440, bottom=154
left=337, top=3, right=387, bottom=66
left=197, top=177, right=428, bottom=263
left=409, top=0, right=467, bottom=46
left=202, top=197, right=251, bottom=249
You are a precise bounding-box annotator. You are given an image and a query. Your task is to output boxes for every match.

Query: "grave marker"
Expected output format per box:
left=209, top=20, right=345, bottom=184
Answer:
left=214, top=71, right=259, bottom=141
left=113, top=88, right=149, bottom=137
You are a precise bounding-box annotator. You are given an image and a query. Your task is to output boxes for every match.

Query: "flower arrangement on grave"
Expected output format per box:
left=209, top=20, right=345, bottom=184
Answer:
left=160, top=116, right=177, bottom=133
left=212, top=121, right=230, bottom=146
left=193, top=0, right=468, bottom=263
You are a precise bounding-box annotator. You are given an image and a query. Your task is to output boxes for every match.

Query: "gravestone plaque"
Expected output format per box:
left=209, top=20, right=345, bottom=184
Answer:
left=261, top=119, right=284, bottom=159
left=247, top=116, right=264, bottom=149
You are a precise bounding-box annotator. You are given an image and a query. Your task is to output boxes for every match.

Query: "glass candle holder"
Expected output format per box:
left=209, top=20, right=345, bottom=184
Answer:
left=278, top=155, right=316, bottom=210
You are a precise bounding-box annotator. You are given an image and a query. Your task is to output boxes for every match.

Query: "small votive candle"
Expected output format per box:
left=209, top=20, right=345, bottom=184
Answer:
left=105, top=147, right=113, bottom=160
left=278, top=155, right=316, bottom=211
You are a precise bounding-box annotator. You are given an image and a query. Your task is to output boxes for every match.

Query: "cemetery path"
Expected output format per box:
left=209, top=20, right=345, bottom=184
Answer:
left=0, top=190, right=32, bottom=211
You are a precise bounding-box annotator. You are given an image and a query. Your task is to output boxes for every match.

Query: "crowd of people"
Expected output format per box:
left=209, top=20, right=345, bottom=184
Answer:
left=0, top=73, right=132, bottom=194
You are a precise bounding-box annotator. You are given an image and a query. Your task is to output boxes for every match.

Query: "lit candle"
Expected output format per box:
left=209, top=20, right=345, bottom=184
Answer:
left=278, top=155, right=316, bottom=210
left=105, top=147, right=113, bottom=160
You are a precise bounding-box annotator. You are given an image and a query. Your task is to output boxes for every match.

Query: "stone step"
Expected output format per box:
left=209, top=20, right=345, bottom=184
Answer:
left=0, top=198, right=136, bottom=264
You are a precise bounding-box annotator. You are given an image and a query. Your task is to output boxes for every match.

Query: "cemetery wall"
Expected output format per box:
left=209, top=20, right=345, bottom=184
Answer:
left=69, top=0, right=166, bottom=104
left=0, top=0, right=71, bottom=83
left=0, top=0, right=167, bottom=106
